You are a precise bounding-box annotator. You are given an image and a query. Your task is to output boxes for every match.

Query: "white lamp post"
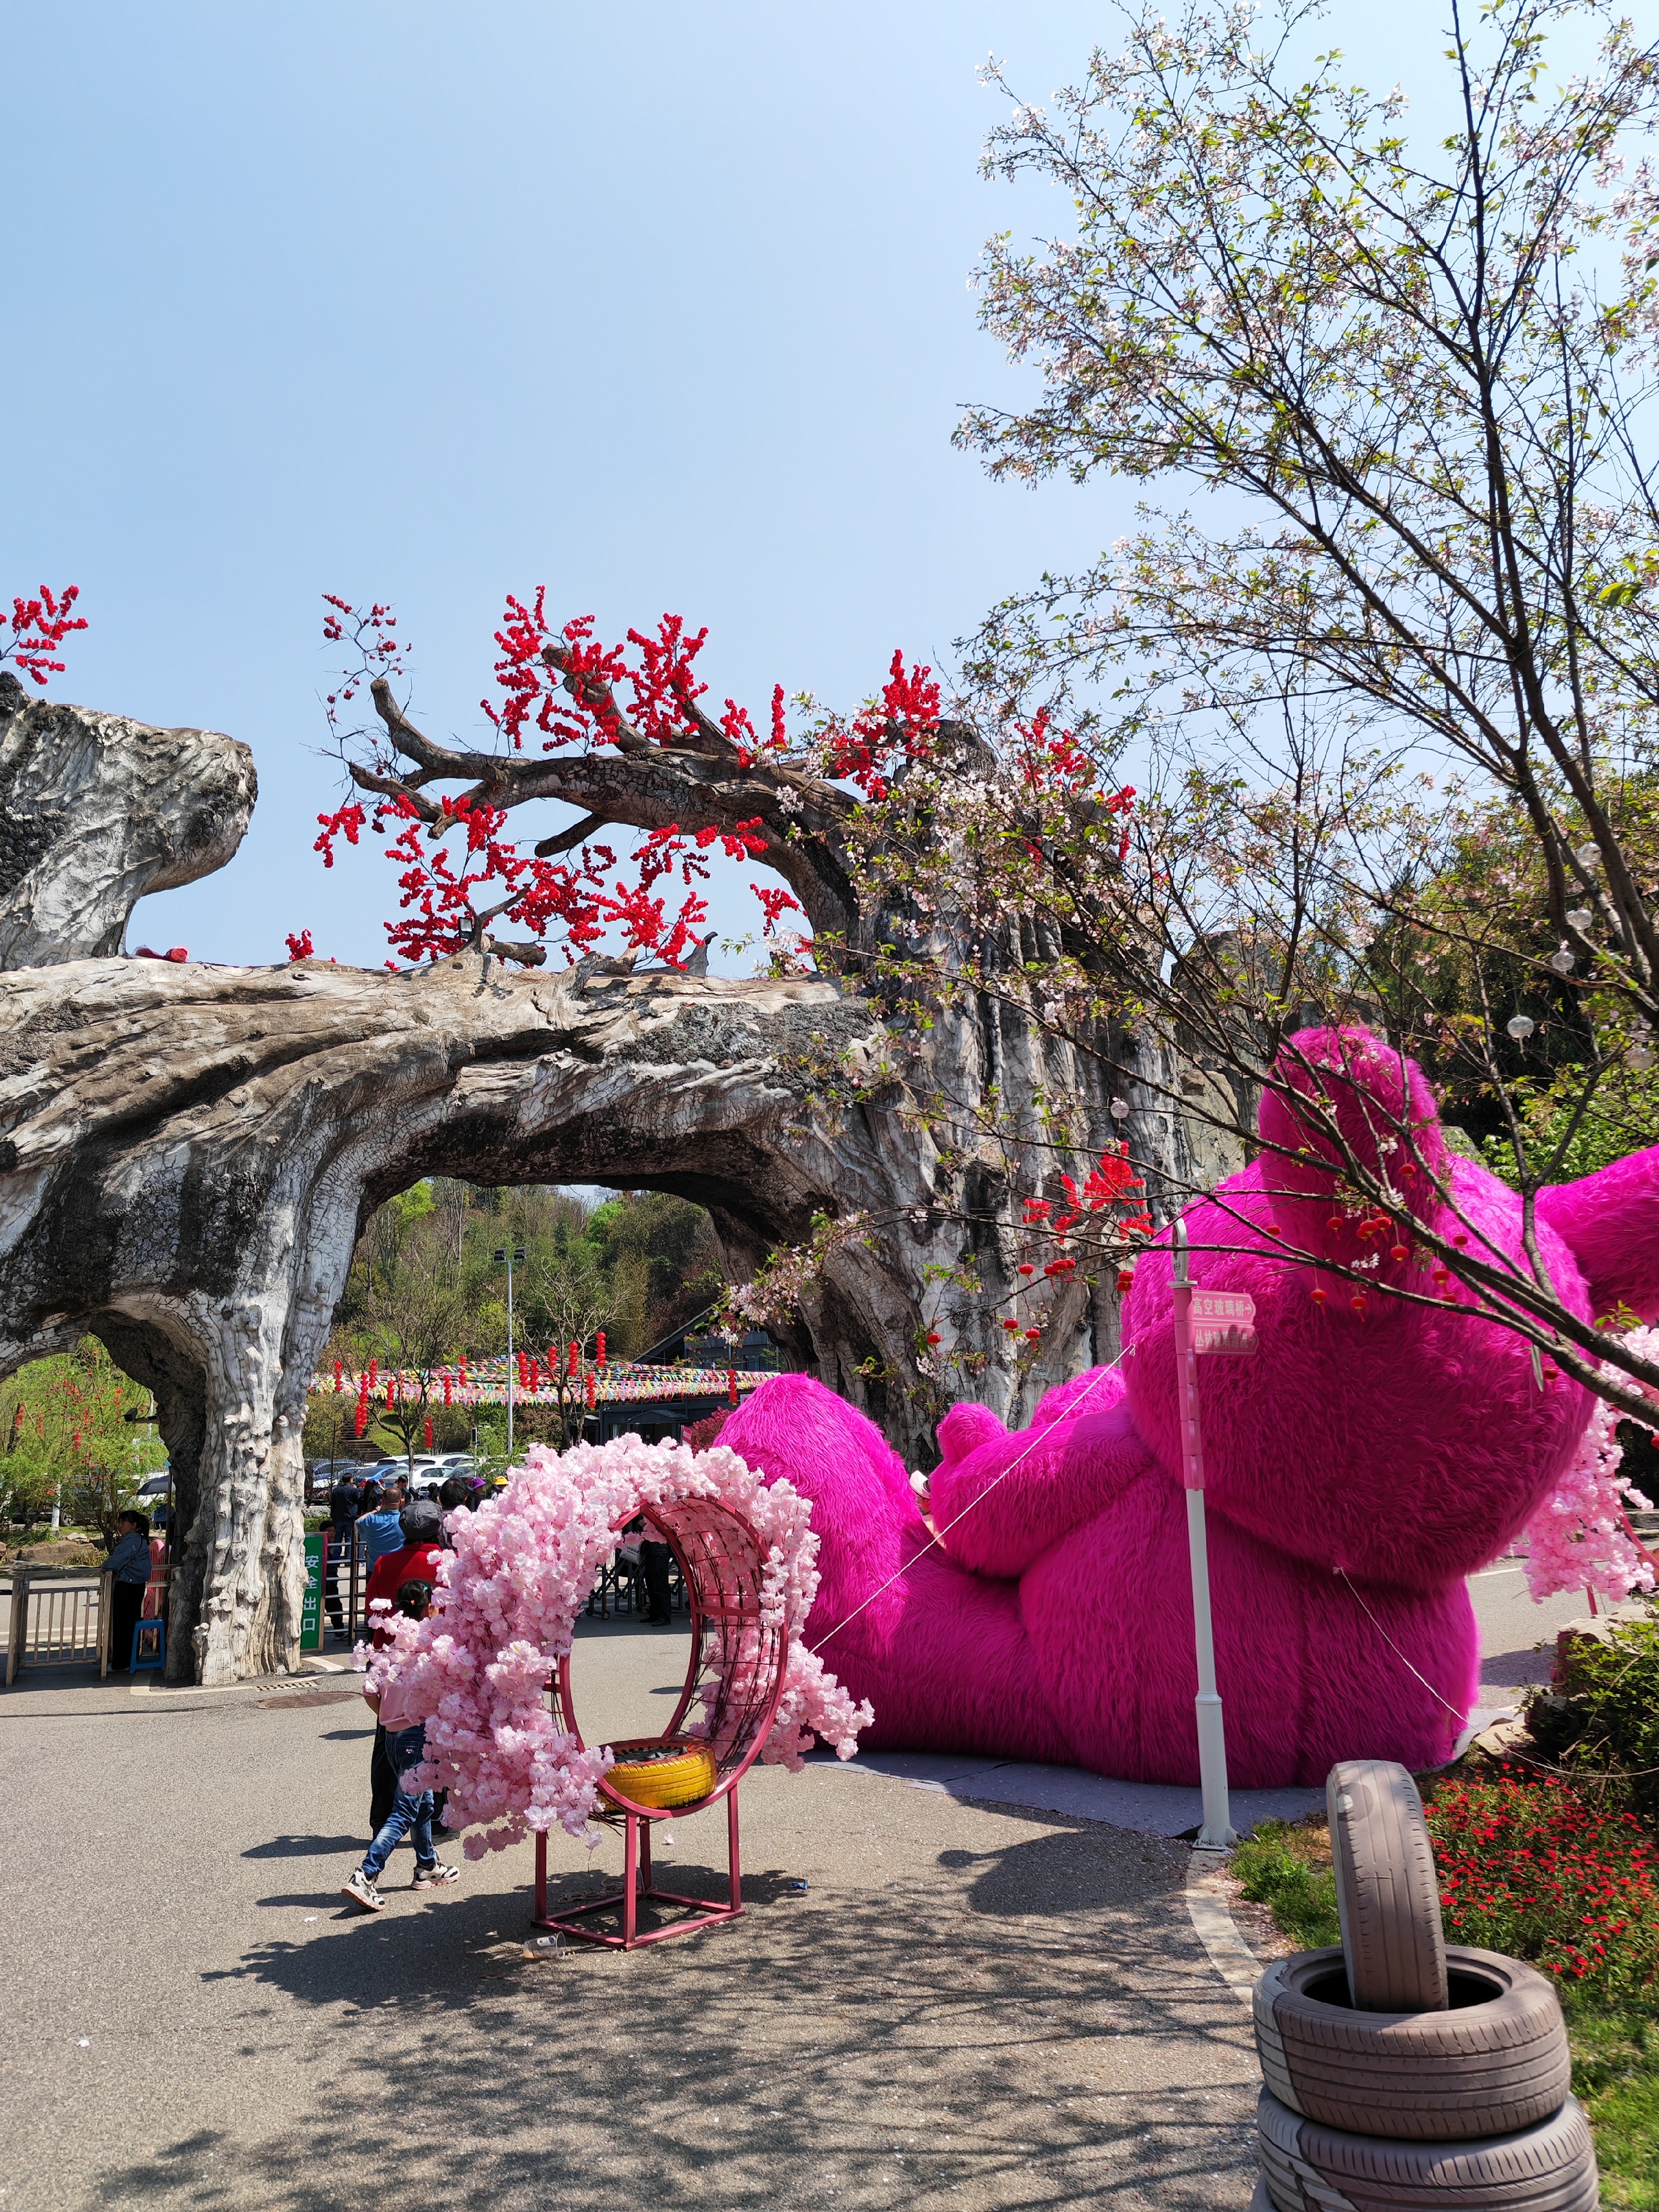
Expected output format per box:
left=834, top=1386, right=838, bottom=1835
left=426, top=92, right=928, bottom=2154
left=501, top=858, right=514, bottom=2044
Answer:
left=1171, top=1219, right=1241, bottom=1849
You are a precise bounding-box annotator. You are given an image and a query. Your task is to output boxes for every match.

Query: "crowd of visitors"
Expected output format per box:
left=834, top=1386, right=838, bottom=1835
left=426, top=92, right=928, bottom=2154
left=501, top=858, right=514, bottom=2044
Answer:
left=324, top=1469, right=484, bottom=1638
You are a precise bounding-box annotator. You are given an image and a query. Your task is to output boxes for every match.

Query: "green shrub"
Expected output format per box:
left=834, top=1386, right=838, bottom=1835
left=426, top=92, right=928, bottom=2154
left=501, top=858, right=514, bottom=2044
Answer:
left=1530, top=1618, right=1659, bottom=1827
left=1231, top=1820, right=1341, bottom=1950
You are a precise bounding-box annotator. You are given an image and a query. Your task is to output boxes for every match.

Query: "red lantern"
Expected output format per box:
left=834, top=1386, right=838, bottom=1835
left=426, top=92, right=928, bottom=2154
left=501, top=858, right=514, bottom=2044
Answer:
left=727, top=1368, right=738, bottom=1407
left=423, top=1414, right=434, bottom=1448
left=585, top=1369, right=597, bottom=1410
left=333, top=1358, right=343, bottom=1394
left=567, top=1339, right=578, bottom=1378
left=368, top=1356, right=378, bottom=1389
left=442, top=1370, right=453, bottom=1405
left=596, top=1330, right=607, bottom=1370
left=528, top=1359, right=540, bottom=1393
left=458, top=1356, right=468, bottom=1383
left=353, top=1400, right=366, bottom=1437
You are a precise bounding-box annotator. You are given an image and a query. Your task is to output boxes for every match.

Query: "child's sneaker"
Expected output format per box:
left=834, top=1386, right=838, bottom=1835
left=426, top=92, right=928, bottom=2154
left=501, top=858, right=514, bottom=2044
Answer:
left=341, top=1869, right=385, bottom=1912
left=412, top=1860, right=461, bottom=1889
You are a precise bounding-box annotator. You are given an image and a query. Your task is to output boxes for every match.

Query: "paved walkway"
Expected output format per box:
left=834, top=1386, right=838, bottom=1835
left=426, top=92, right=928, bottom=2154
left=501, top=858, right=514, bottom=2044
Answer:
left=812, top=1560, right=1633, bottom=1839
left=2, top=1618, right=1261, bottom=2212
left=0, top=1565, right=1625, bottom=2210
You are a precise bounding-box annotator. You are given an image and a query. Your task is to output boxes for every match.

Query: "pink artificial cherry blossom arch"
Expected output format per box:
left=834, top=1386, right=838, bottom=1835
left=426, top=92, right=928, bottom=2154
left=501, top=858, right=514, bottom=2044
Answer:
left=364, top=1432, right=870, bottom=1947
left=539, top=1493, right=789, bottom=1946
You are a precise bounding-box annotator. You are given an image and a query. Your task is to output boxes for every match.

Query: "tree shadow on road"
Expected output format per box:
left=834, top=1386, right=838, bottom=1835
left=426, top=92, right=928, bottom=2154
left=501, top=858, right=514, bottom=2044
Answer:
left=98, top=1813, right=1261, bottom=2212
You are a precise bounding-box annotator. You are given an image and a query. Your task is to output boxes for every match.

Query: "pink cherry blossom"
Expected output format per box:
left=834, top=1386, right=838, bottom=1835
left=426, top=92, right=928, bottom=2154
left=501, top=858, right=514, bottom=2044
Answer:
left=363, top=1432, right=872, bottom=1853
left=1520, top=1328, right=1658, bottom=1603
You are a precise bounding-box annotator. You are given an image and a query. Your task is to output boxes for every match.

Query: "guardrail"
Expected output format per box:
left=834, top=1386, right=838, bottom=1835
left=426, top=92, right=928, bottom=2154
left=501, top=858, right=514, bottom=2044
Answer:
left=3, top=1570, right=111, bottom=1685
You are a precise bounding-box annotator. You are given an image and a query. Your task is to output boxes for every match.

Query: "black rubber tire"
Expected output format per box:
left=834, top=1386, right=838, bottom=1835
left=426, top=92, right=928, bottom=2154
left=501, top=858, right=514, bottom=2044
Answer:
left=1254, top=1944, right=1570, bottom=2141
left=1328, top=1758, right=1449, bottom=2011
left=1256, top=2086, right=1598, bottom=2210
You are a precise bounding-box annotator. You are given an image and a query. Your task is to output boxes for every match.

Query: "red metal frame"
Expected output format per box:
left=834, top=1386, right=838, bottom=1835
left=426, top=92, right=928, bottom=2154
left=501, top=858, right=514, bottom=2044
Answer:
left=531, top=1495, right=790, bottom=1950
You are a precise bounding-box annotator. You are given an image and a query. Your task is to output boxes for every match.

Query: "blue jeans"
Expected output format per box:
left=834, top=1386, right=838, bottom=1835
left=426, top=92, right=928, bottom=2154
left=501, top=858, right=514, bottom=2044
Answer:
left=360, top=1724, right=436, bottom=1880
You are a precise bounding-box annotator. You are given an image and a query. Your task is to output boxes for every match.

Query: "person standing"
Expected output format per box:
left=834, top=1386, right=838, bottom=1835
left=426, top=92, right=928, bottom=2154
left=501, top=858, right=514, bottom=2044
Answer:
left=364, top=1500, right=445, bottom=1838
left=364, top=1502, right=445, bottom=1638
left=341, top=1579, right=461, bottom=1912
left=355, top=1481, right=405, bottom=1574
left=100, top=1510, right=153, bottom=1674
left=326, top=1470, right=362, bottom=1639
left=639, top=1534, right=674, bottom=1626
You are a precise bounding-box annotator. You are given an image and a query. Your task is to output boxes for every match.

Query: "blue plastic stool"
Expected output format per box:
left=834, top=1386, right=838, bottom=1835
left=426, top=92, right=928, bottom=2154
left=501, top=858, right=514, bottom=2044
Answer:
left=130, top=1617, right=166, bottom=1673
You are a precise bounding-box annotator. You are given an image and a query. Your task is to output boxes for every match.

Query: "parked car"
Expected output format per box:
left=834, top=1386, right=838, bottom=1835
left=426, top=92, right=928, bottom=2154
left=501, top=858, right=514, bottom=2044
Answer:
left=306, top=1459, right=365, bottom=1503
left=408, top=1455, right=478, bottom=1498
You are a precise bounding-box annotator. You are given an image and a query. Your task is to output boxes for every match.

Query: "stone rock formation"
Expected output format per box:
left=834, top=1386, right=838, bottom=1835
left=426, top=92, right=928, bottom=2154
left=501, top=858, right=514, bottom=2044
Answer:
left=0, top=952, right=910, bottom=1679
left=0, top=672, right=256, bottom=968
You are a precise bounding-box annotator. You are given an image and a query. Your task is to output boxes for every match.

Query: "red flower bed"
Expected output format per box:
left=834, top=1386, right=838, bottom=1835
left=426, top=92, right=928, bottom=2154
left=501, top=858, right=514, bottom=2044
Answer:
left=1425, top=1767, right=1659, bottom=1998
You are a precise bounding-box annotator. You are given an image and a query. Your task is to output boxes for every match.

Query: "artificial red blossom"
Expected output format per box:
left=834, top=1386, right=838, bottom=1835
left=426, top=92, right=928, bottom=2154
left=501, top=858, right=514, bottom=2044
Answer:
left=3, top=584, right=86, bottom=686
left=315, top=593, right=943, bottom=967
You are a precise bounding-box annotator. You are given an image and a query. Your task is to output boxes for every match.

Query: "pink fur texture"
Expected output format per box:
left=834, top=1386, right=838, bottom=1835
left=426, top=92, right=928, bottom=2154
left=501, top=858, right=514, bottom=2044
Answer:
left=722, top=1027, right=1659, bottom=1788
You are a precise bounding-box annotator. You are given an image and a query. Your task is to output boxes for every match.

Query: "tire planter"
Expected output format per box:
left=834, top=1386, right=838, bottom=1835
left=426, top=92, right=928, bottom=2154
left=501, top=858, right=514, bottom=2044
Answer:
left=1328, top=1759, right=1449, bottom=2011
left=1256, top=2085, right=1598, bottom=2211
left=1254, top=1945, right=1571, bottom=2142
left=602, top=1736, right=718, bottom=1810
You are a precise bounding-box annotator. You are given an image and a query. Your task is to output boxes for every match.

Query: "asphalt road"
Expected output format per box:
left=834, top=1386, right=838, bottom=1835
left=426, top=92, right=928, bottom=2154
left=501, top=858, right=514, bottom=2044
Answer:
left=1, top=1617, right=1261, bottom=2212
left=1469, top=1555, right=1644, bottom=1697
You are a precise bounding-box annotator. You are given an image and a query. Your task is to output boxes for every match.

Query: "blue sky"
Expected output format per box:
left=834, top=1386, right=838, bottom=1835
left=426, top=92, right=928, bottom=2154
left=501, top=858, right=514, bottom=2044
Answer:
left=3, top=2, right=1568, bottom=970
left=3, top=2, right=1138, bottom=968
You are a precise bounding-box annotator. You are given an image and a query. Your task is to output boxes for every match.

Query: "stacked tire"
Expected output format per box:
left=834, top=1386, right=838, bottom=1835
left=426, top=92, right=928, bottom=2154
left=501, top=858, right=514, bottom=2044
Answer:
left=1250, top=1760, right=1597, bottom=2209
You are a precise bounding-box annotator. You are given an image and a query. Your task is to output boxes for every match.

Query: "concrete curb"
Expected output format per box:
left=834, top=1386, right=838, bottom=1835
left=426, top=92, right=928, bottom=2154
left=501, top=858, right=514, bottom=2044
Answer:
left=1185, top=1846, right=1258, bottom=2005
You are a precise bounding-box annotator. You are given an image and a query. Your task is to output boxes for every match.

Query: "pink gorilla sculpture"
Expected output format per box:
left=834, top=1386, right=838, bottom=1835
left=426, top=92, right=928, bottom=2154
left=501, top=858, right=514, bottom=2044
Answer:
left=721, top=1027, right=1659, bottom=1787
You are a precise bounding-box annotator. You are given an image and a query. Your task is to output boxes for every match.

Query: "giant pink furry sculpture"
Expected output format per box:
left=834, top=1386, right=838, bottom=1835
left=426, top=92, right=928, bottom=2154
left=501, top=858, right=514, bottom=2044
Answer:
left=720, top=1027, right=1659, bottom=1788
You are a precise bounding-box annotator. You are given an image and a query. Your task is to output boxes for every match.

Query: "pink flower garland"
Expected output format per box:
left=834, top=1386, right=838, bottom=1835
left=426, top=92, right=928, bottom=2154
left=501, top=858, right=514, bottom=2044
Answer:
left=361, top=1434, right=872, bottom=1857
left=1521, top=1328, right=1658, bottom=1603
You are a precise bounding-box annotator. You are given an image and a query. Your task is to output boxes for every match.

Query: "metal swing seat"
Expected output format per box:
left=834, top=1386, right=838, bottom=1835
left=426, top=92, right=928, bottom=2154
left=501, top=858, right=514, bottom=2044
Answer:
left=531, top=1494, right=790, bottom=1949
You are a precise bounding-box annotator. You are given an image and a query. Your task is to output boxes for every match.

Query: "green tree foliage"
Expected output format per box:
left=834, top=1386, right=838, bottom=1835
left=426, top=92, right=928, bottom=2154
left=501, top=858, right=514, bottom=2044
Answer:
left=315, top=1181, right=722, bottom=1459
left=0, top=1339, right=165, bottom=1535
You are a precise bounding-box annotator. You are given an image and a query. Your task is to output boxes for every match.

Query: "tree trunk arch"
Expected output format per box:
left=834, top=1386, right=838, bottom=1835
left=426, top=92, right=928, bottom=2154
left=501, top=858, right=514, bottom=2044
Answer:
left=0, top=681, right=1235, bottom=1680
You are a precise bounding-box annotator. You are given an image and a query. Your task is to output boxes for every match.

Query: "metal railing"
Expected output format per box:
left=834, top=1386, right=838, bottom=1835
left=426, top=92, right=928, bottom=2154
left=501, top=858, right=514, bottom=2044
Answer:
left=3, top=1570, right=110, bottom=1685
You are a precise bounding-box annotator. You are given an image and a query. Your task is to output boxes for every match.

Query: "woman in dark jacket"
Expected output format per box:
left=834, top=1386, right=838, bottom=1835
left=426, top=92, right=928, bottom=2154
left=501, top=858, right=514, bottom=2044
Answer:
left=100, top=1510, right=152, bottom=1673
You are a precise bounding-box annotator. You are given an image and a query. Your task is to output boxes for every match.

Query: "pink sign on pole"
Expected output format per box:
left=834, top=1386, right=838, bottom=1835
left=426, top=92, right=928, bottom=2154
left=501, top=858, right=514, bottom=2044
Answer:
left=1191, top=1288, right=1257, bottom=1357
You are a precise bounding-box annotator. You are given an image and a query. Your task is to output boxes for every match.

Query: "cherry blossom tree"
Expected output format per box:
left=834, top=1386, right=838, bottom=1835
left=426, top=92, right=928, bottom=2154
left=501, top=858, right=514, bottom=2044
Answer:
left=843, top=0, right=1659, bottom=1438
